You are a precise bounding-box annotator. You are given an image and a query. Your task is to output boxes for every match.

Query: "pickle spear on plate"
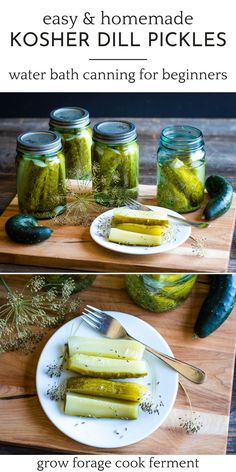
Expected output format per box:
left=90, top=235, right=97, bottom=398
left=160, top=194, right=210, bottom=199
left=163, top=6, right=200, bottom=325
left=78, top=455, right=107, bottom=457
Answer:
left=108, top=228, right=162, bottom=246
left=65, top=392, right=139, bottom=419
left=68, top=336, right=145, bottom=360
left=67, top=377, right=148, bottom=401
left=112, top=208, right=169, bottom=226
left=68, top=353, right=147, bottom=378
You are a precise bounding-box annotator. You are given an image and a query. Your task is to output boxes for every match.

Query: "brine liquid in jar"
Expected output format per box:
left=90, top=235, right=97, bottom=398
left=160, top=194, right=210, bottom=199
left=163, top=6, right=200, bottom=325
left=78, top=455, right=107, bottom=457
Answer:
left=92, top=120, right=139, bottom=206
left=157, top=125, right=206, bottom=213
left=126, top=274, right=197, bottom=313
left=16, top=131, right=66, bottom=219
left=49, top=107, right=92, bottom=180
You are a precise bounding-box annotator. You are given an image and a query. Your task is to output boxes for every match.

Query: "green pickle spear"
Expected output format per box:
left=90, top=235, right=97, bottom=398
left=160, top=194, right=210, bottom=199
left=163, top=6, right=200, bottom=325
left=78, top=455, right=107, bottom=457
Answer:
left=67, top=377, right=148, bottom=402
left=159, top=158, right=204, bottom=211
left=157, top=170, right=190, bottom=212
left=17, top=154, right=66, bottom=218
left=68, top=353, right=147, bottom=378
left=65, top=392, right=139, bottom=419
left=62, top=129, right=92, bottom=179
left=92, top=141, right=139, bottom=206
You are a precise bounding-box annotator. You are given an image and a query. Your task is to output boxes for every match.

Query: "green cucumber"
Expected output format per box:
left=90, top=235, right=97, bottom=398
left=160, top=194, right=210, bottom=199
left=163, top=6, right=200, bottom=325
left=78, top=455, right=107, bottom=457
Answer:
left=5, top=214, right=52, bottom=244
left=194, top=275, right=236, bottom=338
left=204, top=175, right=233, bottom=220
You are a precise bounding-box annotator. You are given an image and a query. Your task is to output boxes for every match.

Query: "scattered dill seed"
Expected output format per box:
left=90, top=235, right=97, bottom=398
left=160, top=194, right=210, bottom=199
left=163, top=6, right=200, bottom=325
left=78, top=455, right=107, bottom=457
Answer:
left=178, top=381, right=204, bottom=434
left=46, top=381, right=66, bottom=401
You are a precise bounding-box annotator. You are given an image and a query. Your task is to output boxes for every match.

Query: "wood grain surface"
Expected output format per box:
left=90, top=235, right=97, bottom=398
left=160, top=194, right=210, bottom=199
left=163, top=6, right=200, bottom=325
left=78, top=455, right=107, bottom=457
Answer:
left=0, top=275, right=235, bottom=454
left=0, top=117, right=235, bottom=273
left=0, top=186, right=235, bottom=273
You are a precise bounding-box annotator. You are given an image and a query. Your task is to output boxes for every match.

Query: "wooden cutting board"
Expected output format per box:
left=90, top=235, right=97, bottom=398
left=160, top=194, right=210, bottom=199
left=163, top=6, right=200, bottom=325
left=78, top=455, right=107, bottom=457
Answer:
left=0, top=185, right=235, bottom=273
left=0, top=275, right=235, bottom=454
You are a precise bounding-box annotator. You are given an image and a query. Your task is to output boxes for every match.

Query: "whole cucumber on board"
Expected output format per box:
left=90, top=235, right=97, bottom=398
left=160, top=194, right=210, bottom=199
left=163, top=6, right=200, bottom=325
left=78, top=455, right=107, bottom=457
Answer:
left=194, top=275, right=236, bottom=338
left=5, top=214, right=52, bottom=244
left=204, top=175, right=233, bottom=220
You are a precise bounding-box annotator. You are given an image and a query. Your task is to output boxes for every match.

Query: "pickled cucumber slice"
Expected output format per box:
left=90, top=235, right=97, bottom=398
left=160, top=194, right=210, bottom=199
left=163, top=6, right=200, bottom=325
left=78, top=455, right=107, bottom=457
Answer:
left=157, top=174, right=190, bottom=212
left=151, top=275, right=184, bottom=282
left=68, top=336, right=145, bottom=360
left=67, top=377, right=148, bottom=401
left=109, top=228, right=162, bottom=246
left=65, top=393, right=139, bottom=419
left=160, top=276, right=197, bottom=300
left=68, top=354, right=147, bottom=378
left=113, top=208, right=169, bottom=226
left=16, top=153, right=66, bottom=218
left=63, top=131, right=92, bottom=179
left=113, top=223, right=166, bottom=236
left=163, top=159, right=204, bottom=206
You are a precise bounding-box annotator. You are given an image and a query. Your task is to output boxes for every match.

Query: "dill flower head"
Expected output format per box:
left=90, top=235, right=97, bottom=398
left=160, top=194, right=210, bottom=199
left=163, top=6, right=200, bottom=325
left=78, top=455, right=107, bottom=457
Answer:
left=0, top=276, right=81, bottom=353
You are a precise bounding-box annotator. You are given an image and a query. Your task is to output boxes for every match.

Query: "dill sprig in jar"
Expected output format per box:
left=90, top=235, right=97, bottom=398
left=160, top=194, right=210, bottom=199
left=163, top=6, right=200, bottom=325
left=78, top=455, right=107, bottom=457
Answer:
left=157, top=125, right=206, bottom=213
left=92, top=120, right=139, bottom=206
left=126, top=274, right=197, bottom=313
left=16, top=131, right=66, bottom=219
left=49, top=107, right=92, bottom=180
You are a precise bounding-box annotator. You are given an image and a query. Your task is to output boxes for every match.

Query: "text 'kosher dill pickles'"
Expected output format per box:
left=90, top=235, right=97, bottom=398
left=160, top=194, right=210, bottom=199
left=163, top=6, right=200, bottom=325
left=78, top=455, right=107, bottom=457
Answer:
left=92, top=120, right=139, bottom=206
left=49, top=107, right=92, bottom=180
left=16, top=131, right=66, bottom=219
left=157, top=125, right=206, bottom=213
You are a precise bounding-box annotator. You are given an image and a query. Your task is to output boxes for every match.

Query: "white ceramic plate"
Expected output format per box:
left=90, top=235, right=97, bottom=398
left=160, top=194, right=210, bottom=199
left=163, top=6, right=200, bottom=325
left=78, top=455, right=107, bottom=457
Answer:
left=36, top=312, right=178, bottom=449
left=90, top=206, right=191, bottom=255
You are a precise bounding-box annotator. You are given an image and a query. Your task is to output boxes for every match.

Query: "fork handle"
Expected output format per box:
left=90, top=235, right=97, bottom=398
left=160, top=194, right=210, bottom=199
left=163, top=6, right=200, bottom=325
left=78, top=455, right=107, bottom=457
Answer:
left=127, top=336, right=205, bottom=384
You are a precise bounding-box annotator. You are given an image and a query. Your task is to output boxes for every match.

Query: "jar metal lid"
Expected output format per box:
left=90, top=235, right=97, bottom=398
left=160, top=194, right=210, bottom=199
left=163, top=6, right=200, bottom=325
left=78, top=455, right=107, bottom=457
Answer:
left=49, top=107, right=90, bottom=129
left=16, top=131, right=62, bottom=155
left=93, top=120, right=137, bottom=144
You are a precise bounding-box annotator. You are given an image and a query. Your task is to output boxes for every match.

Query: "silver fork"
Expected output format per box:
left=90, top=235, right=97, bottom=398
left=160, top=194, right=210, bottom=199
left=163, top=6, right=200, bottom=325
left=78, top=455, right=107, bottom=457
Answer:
left=81, top=305, right=205, bottom=384
left=125, top=197, right=209, bottom=229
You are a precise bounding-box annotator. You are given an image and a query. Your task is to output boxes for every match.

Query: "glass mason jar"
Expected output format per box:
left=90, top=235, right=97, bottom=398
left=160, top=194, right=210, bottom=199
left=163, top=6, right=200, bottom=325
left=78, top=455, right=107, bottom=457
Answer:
left=16, top=131, right=66, bottom=219
left=49, top=107, right=92, bottom=180
left=157, top=125, right=206, bottom=213
left=43, top=275, right=97, bottom=294
left=126, top=274, right=197, bottom=313
left=92, top=120, right=139, bottom=206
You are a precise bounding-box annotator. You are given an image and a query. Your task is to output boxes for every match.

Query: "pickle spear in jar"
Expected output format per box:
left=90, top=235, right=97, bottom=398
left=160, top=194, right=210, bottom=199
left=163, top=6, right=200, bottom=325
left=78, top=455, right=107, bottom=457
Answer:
left=157, top=125, right=206, bottom=213
left=49, top=107, right=92, bottom=180
left=16, top=131, right=66, bottom=219
left=92, top=121, right=139, bottom=206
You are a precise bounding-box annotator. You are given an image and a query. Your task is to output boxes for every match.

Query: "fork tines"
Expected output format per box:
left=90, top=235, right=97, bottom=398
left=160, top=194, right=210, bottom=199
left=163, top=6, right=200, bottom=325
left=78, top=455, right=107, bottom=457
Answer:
left=81, top=305, right=108, bottom=331
left=125, top=197, right=140, bottom=209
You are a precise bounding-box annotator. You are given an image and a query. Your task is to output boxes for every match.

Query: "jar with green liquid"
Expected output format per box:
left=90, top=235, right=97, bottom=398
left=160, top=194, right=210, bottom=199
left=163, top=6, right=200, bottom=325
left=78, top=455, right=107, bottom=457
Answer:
left=126, top=274, right=197, bottom=313
left=49, top=107, right=92, bottom=179
left=157, top=125, right=206, bottom=213
left=92, top=120, right=139, bottom=206
left=16, top=131, right=66, bottom=219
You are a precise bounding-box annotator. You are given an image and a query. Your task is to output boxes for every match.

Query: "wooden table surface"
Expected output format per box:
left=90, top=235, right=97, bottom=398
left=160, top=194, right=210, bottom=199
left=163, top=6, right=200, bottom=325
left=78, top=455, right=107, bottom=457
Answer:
left=0, top=118, right=235, bottom=454
left=0, top=274, right=235, bottom=455
left=0, top=117, right=235, bottom=272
